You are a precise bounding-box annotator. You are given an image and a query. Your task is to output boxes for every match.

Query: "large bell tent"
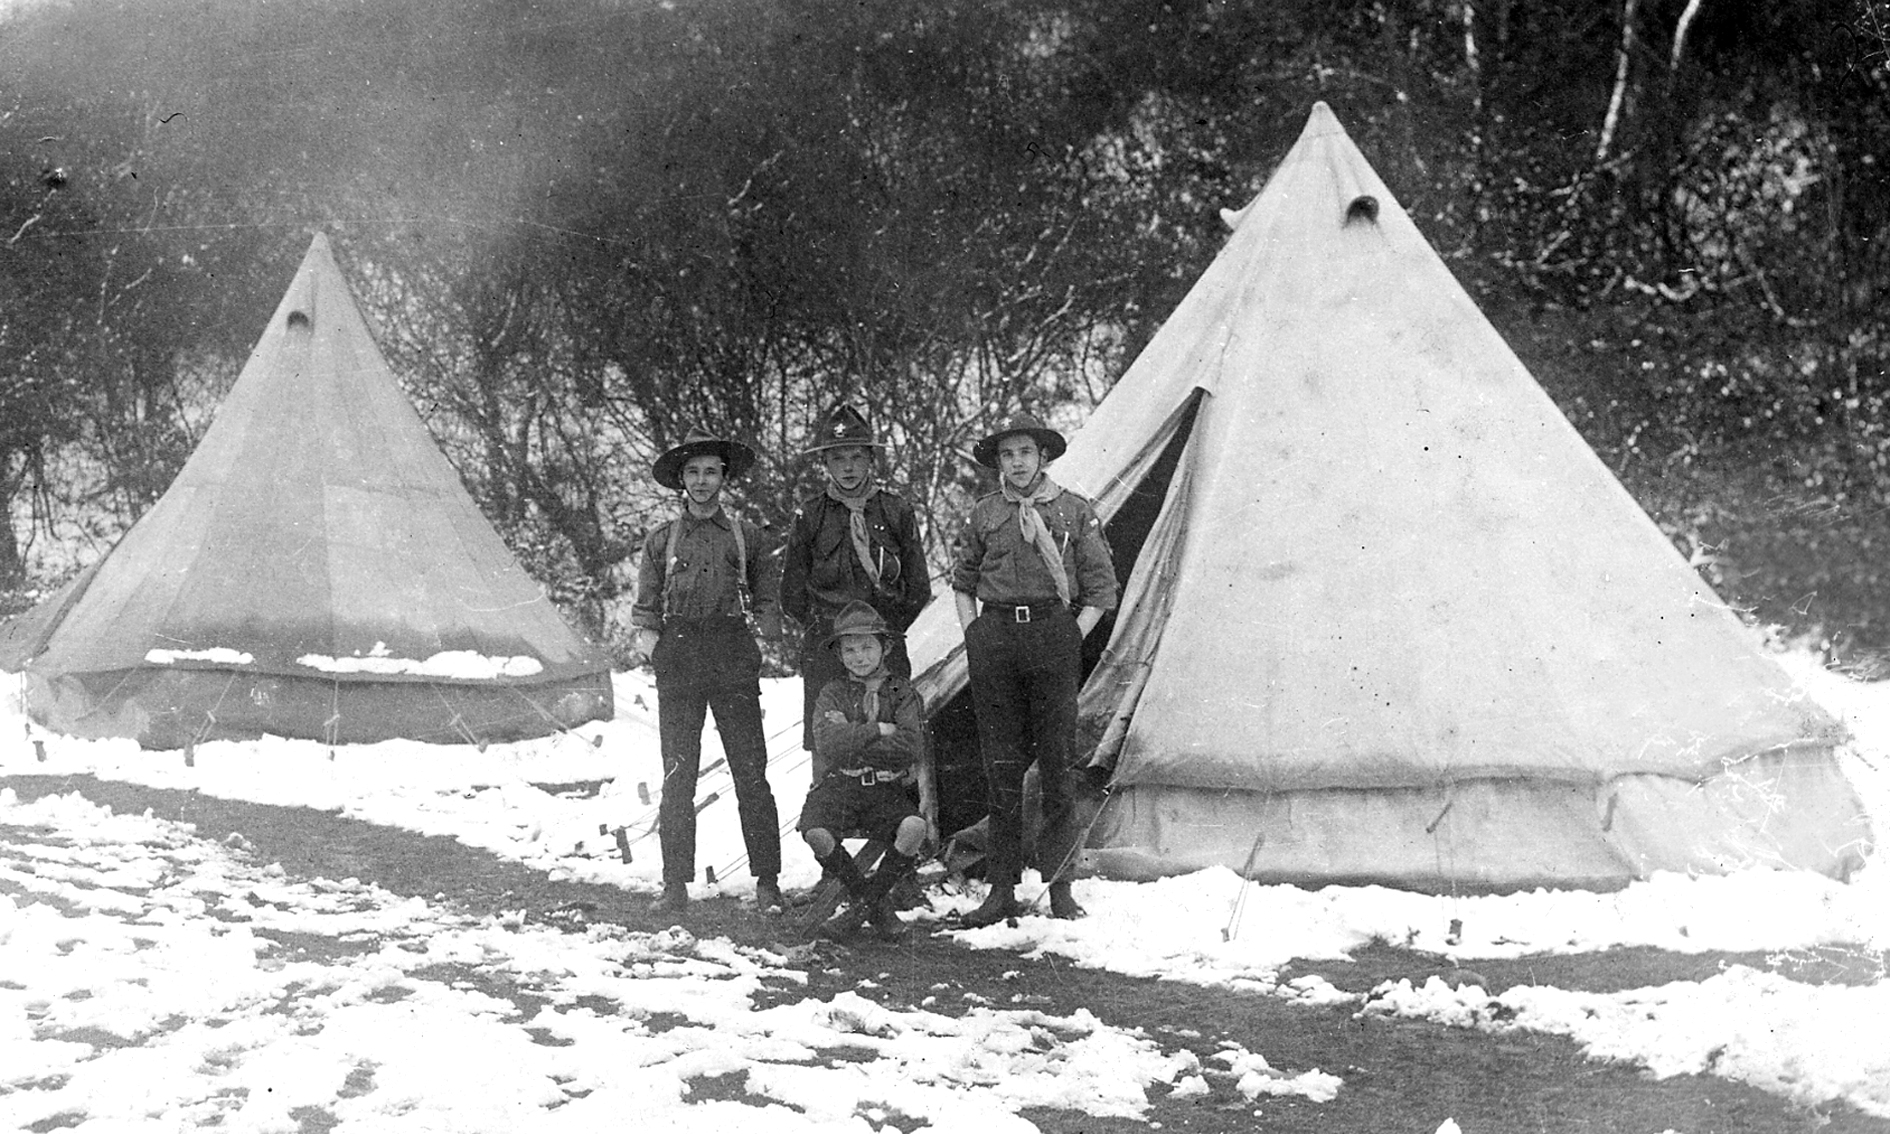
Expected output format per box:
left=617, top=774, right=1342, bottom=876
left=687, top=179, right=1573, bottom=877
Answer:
left=907, top=103, right=1871, bottom=891
left=1, top=234, right=613, bottom=748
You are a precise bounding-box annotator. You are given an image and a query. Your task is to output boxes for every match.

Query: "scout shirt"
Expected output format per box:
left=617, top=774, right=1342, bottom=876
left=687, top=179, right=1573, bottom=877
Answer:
left=630, top=508, right=781, bottom=633
left=811, top=670, right=926, bottom=775
left=781, top=490, right=930, bottom=630
left=950, top=488, right=1119, bottom=611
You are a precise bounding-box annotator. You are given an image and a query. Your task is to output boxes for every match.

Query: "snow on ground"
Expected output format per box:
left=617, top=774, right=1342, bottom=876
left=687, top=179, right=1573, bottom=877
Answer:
left=3, top=651, right=1890, bottom=1123
left=1362, top=966, right=1889, bottom=1116
left=0, top=787, right=1279, bottom=1132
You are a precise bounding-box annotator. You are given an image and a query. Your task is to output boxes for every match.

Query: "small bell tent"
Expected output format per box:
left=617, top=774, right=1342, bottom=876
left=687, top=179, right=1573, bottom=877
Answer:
left=2, top=233, right=612, bottom=748
left=907, top=103, right=1871, bottom=890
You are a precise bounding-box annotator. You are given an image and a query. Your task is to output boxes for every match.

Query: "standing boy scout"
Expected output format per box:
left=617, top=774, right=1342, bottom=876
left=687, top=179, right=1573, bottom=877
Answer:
left=781, top=403, right=931, bottom=772
left=951, top=412, right=1117, bottom=927
left=631, top=425, right=785, bottom=916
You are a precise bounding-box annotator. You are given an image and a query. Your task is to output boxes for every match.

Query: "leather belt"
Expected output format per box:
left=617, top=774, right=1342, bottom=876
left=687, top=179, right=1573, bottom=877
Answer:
left=835, top=767, right=905, bottom=785
left=663, top=614, right=746, bottom=628
left=982, top=600, right=1067, bottom=623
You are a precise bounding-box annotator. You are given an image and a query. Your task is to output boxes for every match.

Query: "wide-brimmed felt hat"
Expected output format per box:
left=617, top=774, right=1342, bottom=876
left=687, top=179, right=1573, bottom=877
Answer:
left=823, top=599, right=898, bottom=648
left=971, top=411, right=1066, bottom=468
left=804, top=403, right=883, bottom=457
left=653, top=425, right=758, bottom=490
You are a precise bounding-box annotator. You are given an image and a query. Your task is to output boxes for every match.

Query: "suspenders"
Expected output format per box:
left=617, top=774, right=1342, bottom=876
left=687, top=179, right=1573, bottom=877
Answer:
left=661, top=509, right=753, bottom=620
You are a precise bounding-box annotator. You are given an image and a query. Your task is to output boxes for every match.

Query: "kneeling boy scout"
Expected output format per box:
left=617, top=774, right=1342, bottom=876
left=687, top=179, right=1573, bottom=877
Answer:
left=800, top=600, right=933, bottom=941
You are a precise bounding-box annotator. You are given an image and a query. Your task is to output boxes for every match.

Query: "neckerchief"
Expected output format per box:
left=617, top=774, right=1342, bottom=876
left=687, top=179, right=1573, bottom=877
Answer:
left=825, top=480, right=882, bottom=586
left=1001, top=473, right=1070, bottom=605
left=855, top=666, right=889, bottom=721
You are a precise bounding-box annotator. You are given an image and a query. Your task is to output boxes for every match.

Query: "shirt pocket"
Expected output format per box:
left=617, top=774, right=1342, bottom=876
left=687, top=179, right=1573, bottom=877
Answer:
left=813, top=518, right=850, bottom=561
left=971, top=510, right=1015, bottom=570
left=1042, top=510, right=1074, bottom=545
left=974, top=508, right=1012, bottom=542
left=1034, top=507, right=1074, bottom=559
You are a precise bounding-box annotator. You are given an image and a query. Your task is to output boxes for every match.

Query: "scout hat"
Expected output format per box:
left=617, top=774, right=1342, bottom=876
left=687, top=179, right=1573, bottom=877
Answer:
left=971, top=411, right=1067, bottom=468
left=823, top=599, right=898, bottom=648
left=652, top=425, right=758, bottom=490
left=804, top=403, right=883, bottom=457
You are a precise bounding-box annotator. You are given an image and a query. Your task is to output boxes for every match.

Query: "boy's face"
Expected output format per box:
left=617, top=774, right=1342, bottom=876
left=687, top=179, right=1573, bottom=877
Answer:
left=681, top=454, right=726, bottom=506
left=822, top=446, right=873, bottom=493
left=838, top=632, right=886, bottom=678
left=996, top=434, right=1042, bottom=490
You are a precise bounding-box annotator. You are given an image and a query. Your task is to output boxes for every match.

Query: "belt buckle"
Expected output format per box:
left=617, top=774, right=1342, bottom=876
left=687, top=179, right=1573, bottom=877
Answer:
left=1014, top=605, right=1032, bottom=623
left=859, top=770, right=875, bottom=787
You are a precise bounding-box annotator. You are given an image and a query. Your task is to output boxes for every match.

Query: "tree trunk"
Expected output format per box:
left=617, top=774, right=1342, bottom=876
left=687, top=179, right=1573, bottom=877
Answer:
left=0, top=502, right=25, bottom=591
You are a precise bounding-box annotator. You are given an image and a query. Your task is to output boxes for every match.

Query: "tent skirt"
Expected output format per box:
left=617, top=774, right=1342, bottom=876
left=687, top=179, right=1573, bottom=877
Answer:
left=23, top=665, right=613, bottom=749
left=1084, top=747, right=1873, bottom=891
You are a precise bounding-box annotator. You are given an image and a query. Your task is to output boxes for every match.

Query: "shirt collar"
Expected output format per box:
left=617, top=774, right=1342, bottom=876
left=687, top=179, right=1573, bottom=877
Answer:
left=683, top=506, right=732, bottom=529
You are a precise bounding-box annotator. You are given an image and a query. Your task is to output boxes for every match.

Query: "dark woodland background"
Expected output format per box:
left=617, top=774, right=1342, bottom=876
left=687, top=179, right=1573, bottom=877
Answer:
left=3, top=0, right=1888, bottom=666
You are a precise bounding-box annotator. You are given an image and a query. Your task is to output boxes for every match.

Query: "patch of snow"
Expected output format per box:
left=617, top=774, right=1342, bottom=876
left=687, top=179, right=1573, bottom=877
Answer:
left=1211, top=1045, right=1343, bottom=1102
left=1360, top=969, right=1890, bottom=1117
left=296, top=649, right=545, bottom=678
left=143, top=647, right=254, bottom=665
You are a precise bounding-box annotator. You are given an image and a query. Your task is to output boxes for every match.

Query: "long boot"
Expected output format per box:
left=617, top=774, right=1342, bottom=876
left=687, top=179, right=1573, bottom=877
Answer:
left=961, top=865, right=1020, bottom=928
left=815, top=848, right=873, bottom=940
left=861, top=850, right=916, bottom=941
left=818, top=847, right=868, bottom=894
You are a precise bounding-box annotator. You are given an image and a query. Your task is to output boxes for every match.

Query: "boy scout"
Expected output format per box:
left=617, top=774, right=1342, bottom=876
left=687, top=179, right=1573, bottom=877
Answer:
left=950, top=412, right=1117, bottom=927
left=781, top=403, right=930, bottom=770
left=800, top=600, right=933, bottom=941
left=631, top=425, right=785, bottom=916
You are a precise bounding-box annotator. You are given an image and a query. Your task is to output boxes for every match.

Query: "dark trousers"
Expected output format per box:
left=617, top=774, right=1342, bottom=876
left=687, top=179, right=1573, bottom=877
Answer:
left=653, top=619, right=782, bottom=887
left=963, top=607, right=1080, bottom=884
left=798, top=615, right=912, bottom=760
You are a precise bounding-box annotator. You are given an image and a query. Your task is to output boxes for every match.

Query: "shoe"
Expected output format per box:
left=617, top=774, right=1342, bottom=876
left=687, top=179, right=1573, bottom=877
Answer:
left=649, top=883, right=689, bottom=915
left=868, top=896, right=907, bottom=942
left=1048, top=879, right=1086, bottom=920
left=960, top=883, right=1020, bottom=928
left=817, top=901, right=870, bottom=941
left=754, top=877, right=786, bottom=914
left=890, top=871, right=927, bottom=911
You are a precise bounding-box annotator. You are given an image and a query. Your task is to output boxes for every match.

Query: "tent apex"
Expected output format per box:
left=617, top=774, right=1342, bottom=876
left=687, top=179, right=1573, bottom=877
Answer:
left=1299, top=101, right=1347, bottom=139
left=298, top=232, right=343, bottom=273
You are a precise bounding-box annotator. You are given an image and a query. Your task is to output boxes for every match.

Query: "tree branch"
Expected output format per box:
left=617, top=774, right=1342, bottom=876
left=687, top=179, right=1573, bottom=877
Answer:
left=1595, top=0, right=1639, bottom=163
left=1462, top=0, right=1483, bottom=116
left=1670, top=0, right=1706, bottom=71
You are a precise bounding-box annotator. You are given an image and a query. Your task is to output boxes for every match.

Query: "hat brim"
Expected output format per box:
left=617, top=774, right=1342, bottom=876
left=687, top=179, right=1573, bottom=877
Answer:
left=972, top=426, right=1067, bottom=469
left=803, top=438, right=885, bottom=458
left=824, top=626, right=902, bottom=650
left=653, top=438, right=758, bottom=490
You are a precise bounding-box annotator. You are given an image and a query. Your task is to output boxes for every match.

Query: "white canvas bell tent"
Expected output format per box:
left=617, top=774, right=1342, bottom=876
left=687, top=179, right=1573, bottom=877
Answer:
left=906, top=103, right=1871, bottom=891
left=0, top=233, right=613, bottom=748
